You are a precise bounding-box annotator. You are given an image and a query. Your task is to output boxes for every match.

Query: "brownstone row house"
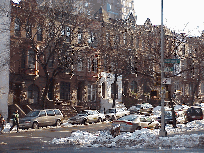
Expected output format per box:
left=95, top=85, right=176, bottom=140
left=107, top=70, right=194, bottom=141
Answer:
left=8, top=0, right=204, bottom=119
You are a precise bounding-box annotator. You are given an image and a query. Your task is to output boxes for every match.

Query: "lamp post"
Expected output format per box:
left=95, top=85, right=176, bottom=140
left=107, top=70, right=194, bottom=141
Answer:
left=159, top=0, right=167, bottom=137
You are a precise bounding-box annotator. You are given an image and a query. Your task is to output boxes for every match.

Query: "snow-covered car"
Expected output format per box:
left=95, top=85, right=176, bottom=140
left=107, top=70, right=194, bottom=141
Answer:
left=111, top=114, right=160, bottom=132
left=128, top=104, right=142, bottom=114
left=19, top=109, right=63, bottom=129
left=129, top=103, right=153, bottom=115
left=69, top=110, right=105, bottom=125
left=105, top=108, right=130, bottom=120
left=175, top=110, right=187, bottom=124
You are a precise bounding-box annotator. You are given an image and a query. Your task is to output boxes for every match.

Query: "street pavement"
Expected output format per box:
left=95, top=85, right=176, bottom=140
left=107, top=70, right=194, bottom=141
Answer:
left=0, top=122, right=204, bottom=153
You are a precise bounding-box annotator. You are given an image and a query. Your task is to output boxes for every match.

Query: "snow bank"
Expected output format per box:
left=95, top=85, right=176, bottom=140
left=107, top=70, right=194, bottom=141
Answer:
left=52, top=120, right=204, bottom=149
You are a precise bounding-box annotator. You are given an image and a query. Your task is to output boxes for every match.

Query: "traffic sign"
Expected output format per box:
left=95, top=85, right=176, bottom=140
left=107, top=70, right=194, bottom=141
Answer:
left=164, top=67, right=174, bottom=72
left=162, top=78, right=171, bottom=84
left=164, top=59, right=180, bottom=64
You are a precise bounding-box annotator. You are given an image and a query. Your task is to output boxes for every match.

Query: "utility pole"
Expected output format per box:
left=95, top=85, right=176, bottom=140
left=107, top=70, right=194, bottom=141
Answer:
left=159, top=0, right=167, bottom=137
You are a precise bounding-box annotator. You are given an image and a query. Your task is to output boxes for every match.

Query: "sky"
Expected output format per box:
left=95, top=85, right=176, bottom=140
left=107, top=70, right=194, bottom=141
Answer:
left=12, top=0, right=204, bottom=36
left=134, top=0, right=204, bottom=36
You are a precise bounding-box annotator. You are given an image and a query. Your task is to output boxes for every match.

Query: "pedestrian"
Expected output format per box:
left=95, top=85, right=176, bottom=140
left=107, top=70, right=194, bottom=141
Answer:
left=10, top=110, right=19, bottom=133
left=0, top=114, right=5, bottom=133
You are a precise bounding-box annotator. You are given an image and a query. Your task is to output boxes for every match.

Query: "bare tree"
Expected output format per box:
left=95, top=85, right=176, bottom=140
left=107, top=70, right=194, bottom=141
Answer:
left=10, top=0, right=92, bottom=108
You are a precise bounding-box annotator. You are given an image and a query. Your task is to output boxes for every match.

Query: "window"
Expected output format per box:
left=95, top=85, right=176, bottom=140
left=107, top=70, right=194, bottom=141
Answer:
left=77, top=59, right=83, bottom=71
left=88, top=84, right=97, bottom=101
left=46, top=110, right=55, bottom=116
left=78, top=28, right=82, bottom=44
left=92, top=58, right=98, bottom=73
left=85, top=2, right=88, bottom=7
left=62, top=26, right=71, bottom=42
left=201, top=83, right=204, bottom=94
left=88, top=58, right=91, bottom=72
left=39, top=111, right=46, bottom=117
left=26, top=24, right=32, bottom=38
left=48, top=55, right=54, bottom=68
left=88, top=32, right=94, bottom=44
left=131, top=81, right=137, bottom=93
left=174, top=81, right=179, bottom=91
left=111, top=83, right=118, bottom=99
left=37, top=26, right=43, bottom=41
left=14, top=17, right=21, bottom=37
left=28, top=84, right=39, bottom=104
left=107, top=3, right=111, bottom=11
left=48, top=81, right=54, bottom=100
left=124, top=8, right=126, bottom=13
left=28, top=50, right=35, bottom=69
left=136, top=37, right=139, bottom=49
left=60, top=81, right=70, bottom=100
left=123, top=33, right=126, bottom=44
left=106, top=32, right=110, bottom=42
left=123, top=1, right=125, bottom=6
left=21, top=50, right=26, bottom=68
left=88, top=56, right=98, bottom=72
left=129, top=2, right=132, bottom=7
left=54, top=109, right=61, bottom=115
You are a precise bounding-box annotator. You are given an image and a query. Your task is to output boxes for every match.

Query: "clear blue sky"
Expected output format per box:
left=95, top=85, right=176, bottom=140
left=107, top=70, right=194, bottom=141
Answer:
left=134, top=0, right=204, bottom=36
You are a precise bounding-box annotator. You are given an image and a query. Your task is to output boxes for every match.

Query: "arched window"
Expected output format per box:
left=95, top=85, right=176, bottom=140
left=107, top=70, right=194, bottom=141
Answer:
left=28, top=84, right=39, bottom=104
left=130, top=81, right=137, bottom=93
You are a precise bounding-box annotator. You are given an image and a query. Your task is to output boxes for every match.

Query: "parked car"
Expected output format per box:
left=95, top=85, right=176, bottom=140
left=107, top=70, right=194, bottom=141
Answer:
left=105, top=108, right=129, bottom=120
left=157, top=111, right=175, bottom=124
left=19, top=109, right=63, bottom=129
left=175, top=110, right=187, bottom=124
left=186, top=106, right=203, bottom=122
left=128, top=104, right=142, bottom=114
left=68, top=110, right=105, bottom=125
left=111, top=114, right=160, bottom=132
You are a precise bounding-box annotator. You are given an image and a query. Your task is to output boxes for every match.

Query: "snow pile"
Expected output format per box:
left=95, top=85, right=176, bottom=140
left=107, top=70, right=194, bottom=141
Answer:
left=2, top=123, right=12, bottom=132
left=52, top=120, right=204, bottom=149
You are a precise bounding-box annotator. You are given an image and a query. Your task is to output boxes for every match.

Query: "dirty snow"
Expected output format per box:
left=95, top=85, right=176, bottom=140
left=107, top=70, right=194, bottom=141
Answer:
left=52, top=120, right=204, bottom=149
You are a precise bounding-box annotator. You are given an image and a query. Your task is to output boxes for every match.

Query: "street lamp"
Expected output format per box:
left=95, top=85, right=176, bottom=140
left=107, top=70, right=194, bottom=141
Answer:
left=159, top=0, right=167, bottom=137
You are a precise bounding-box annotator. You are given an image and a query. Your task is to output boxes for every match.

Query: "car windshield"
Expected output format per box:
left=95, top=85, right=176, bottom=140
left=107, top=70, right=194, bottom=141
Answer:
left=118, top=115, right=138, bottom=121
left=188, top=108, right=202, bottom=115
left=26, top=111, right=40, bottom=117
left=107, top=109, right=116, bottom=113
left=79, top=111, right=89, bottom=115
left=165, top=111, right=172, bottom=116
left=77, top=114, right=86, bottom=116
left=136, top=105, right=141, bottom=108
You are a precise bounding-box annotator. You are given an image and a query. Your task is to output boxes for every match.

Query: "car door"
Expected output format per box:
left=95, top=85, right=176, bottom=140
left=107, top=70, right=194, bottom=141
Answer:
left=87, top=111, right=95, bottom=123
left=37, top=110, right=47, bottom=127
left=46, top=110, right=56, bottom=125
left=145, top=117, right=155, bottom=128
left=139, top=117, right=148, bottom=128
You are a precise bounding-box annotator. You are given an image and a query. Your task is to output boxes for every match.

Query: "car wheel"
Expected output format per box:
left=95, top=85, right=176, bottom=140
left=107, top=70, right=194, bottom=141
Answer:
left=56, top=120, right=61, bottom=127
left=155, top=124, right=159, bottom=129
left=32, top=122, right=39, bottom=129
left=82, top=119, right=87, bottom=125
left=136, top=126, right=141, bottom=130
left=98, top=118, right=102, bottom=123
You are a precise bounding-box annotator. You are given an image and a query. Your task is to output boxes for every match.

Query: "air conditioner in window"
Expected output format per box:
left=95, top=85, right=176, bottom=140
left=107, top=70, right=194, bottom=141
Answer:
left=29, top=64, right=35, bottom=69
left=28, top=98, right=34, bottom=104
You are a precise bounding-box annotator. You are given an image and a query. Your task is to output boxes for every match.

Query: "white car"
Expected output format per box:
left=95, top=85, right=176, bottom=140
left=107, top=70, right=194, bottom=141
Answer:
left=105, top=108, right=130, bottom=120
left=111, top=114, right=160, bottom=132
